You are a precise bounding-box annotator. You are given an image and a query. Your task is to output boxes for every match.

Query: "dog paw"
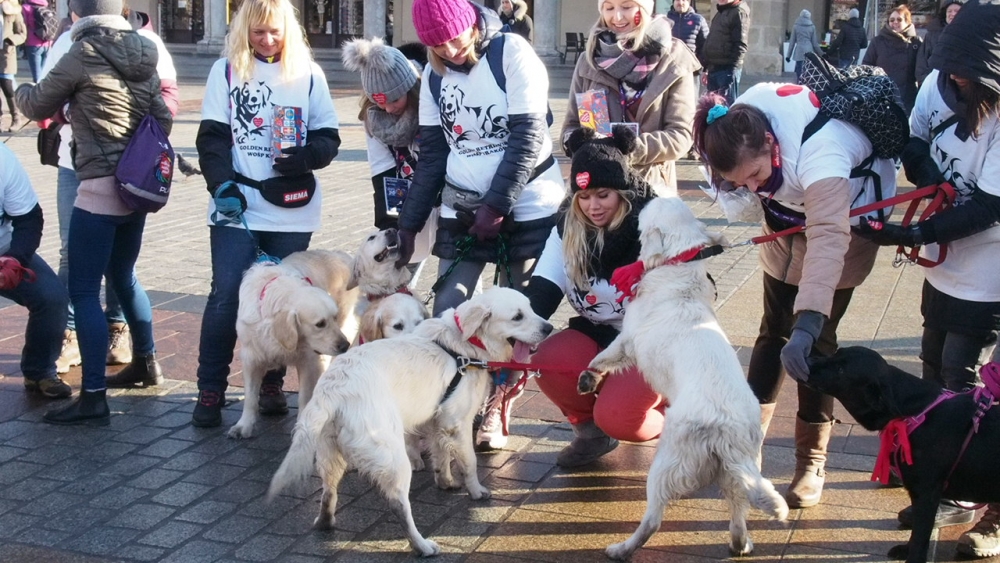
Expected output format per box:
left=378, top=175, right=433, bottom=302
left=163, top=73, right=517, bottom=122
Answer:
left=467, top=485, right=491, bottom=500
left=311, top=514, right=335, bottom=531
left=412, top=538, right=441, bottom=557
left=887, top=544, right=909, bottom=560
left=729, top=537, right=753, bottom=557
left=434, top=473, right=458, bottom=490
left=409, top=456, right=426, bottom=472
left=605, top=542, right=634, bottom=561
left=227, top=424, right=255, bottom=440
left=578, top=370, right=602, bottom=395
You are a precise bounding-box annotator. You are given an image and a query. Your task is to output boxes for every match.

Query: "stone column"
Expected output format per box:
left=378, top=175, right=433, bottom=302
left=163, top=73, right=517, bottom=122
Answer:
left=365, top=0, right=387, bottom=40
left=533, top=0, right=560, bottom=56
left=743, top=0, right=785, bottom=75
left=197, top=0, right=229, bottom=54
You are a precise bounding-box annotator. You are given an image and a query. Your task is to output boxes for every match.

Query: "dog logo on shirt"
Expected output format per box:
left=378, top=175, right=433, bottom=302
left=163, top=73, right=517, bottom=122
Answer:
left=231, top=80, right=273, bottom=144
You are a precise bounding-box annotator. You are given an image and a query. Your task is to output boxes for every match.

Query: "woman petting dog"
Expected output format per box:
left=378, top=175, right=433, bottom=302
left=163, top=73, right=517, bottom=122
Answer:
left=191, top=0, right=340, bottom=427
left=855, top=0, right=1000, bottom=555
left=393, top=0, right=566, bottom=452
left=692, top=83, right=898, bottom=508
left=524, top=125, right=666, bottom=468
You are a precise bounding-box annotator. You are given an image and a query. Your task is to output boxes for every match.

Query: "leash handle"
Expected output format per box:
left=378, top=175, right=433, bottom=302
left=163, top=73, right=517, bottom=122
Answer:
left=896, top=182, right=955, bottom=268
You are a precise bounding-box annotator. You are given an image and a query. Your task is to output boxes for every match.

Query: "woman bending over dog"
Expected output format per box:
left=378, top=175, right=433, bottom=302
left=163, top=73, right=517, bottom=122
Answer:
left=692, top=84, right=898, bottom=508
left=523, top=125, right=667, bottom=468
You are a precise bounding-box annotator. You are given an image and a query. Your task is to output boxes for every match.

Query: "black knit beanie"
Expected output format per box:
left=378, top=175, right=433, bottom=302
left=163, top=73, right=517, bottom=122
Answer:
left=930, top=0, right=1000, bottom=95
left=567, top=125, right=649, bottom=199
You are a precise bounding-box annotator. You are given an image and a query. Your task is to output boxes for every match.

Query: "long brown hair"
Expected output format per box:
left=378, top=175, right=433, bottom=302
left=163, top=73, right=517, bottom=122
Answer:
left=692, top=92, right=771, bottom=176
left=962, top=79, right=1000, bottom=138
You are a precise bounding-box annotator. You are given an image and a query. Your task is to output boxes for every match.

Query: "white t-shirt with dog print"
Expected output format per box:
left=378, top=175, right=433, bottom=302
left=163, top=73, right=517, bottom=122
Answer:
left=201, top=58, right=338, bottom=232
left=419, top=34, right=565, bottom=222
left=911, top=71, right=1000, bottom=303
left=533, top=227, right=628, bottom=330
left=0, top=144, right=39, bottom=257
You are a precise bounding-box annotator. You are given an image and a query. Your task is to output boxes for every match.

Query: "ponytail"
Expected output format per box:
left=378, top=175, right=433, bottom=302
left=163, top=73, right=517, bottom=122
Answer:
left=692, top=92, right=771, bottom=176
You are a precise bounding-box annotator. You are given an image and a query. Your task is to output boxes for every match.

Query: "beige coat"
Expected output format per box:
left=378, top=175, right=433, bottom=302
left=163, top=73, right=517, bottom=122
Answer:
left=2, top=0, right=26, bottom=75
left=758, top=176, right=881, bottom=317
left=562, top=36, right=700, bottom=193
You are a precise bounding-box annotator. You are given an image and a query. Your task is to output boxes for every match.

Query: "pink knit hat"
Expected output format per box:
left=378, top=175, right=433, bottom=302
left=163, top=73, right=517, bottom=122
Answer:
left=412, top=0, right=477, bottom=46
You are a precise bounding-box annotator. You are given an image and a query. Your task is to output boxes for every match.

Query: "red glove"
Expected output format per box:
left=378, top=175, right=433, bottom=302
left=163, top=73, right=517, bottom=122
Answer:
left=469, top=205, right=505, bottom=241
left=0, top=256, right=35, bottom=291
left=611, top=260, right=645, bottom=303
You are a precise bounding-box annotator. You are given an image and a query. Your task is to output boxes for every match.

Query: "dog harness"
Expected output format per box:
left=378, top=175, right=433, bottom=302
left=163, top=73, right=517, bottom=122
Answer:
left=872, top=361, right=1000, bottom=486
left=612, top=244, right=725, bottom=302
left=258, top=269, right=313, bottom=302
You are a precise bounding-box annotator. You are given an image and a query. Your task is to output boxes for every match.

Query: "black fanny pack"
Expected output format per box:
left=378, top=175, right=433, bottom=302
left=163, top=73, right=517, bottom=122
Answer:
left=234, top=172, right=316, bottom=208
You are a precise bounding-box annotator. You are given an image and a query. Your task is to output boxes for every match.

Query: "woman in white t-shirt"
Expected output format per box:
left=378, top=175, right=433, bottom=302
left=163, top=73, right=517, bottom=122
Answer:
left=692, top=84, right=897, bottom=510
left=396, top=0, right=566, bottom=452
left=192, top=0, right=340, bottom=428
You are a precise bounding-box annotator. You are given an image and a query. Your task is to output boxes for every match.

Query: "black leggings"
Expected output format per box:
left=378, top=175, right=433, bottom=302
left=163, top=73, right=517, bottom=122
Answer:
left=921, top=327, right=996, bottom=392
left=0, top=78, right=15, bottom=115
left=746, top=273, right=856, bottom=423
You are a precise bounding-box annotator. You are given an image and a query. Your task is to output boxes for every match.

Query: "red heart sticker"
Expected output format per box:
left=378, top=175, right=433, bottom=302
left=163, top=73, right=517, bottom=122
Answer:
left=809, top=91, right=821, bottom=108
left=576, top=171, right=591, bottom=189
left=585, top=294, right=597, bottom=305
left=776, top=85, right=805, bottom=97
left=454, top=125, right=463, bottom=135
left=633, top=10, right=642, bottom=25
left=252, top=117, right=263, bottom=127
left=372, top=92, right=387, bottom=106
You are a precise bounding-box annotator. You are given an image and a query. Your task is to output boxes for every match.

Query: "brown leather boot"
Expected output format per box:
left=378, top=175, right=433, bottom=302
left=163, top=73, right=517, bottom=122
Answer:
left=756, top=403, right=777, bottom=470
left=785, top=417, right=835, bottom=508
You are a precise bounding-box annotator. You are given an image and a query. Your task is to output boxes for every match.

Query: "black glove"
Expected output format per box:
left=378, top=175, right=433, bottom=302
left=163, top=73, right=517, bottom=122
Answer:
left=781, top=310, right=826, bottom=381
left=213, top=182, right=247, bottom=213
left=394, top=229, right=417, bottom=269
left=454, top=202, right=476, bottom=227
left=786, top=57, right=791, bottom=63
left=272, top=146, right=313, bottom=176
left=854, top=217, right=924, bottom=247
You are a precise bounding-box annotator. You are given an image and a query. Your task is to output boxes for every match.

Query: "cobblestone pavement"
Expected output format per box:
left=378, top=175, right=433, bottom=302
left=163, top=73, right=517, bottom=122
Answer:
left=0, top=53, right=995, bottom=562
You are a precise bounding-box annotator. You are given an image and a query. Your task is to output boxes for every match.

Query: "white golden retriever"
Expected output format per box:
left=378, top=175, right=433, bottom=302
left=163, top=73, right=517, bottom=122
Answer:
left=268, top=288, right=552, bottom=556
left=579, top=197, right=788, bottom=558
left=229, top=250, right=359, bottom=440
left=350, top=228, right=429, bottom=343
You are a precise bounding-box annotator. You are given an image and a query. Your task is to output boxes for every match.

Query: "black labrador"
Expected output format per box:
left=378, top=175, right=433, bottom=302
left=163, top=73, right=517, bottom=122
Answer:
left=800, top=346, right=1000, bottom=563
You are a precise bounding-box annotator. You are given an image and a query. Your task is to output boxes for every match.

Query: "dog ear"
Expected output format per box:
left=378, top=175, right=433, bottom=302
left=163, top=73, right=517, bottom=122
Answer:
left=371, top=312, right=386, bottom=341
left=274, top=309, right=300, bottom=351
left=458, top=303, right=490, bottom=341
left=347, top=257, right=361, bottom=291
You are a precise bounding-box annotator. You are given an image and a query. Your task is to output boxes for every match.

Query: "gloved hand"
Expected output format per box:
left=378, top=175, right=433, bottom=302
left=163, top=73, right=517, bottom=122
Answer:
left=272, top=146, right=313, bottom=176
left=213, top=182, right=247, bottom=213
left=0, top=256, right=30, bottom=290
left=469, top=204, right=505, bottom=241
left=855, top=216, right=924, bottom=247
left=453, top=202, right=476, bottom=227
left=786, top=57, right=791, bottom=63
left=611, top=260, right=645, bottom=303
left=394, top=229, right=417, bottom=269
left=781, top=310, right=826, bottom=381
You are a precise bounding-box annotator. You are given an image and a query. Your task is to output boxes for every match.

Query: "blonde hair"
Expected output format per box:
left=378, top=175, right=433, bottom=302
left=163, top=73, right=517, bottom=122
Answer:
left=562, top=192, right=632, bottom=290
left=426, top=27, right=481, bottom=75
left=225, top=0, right=312, bottom=83
left=584, top=3, right=652, bottom=70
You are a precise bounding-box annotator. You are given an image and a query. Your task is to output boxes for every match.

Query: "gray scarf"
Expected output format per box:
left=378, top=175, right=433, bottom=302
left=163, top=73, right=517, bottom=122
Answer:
left=365, top=102, right=419, bottom=148
left=592, top=16, right=672, bottom=89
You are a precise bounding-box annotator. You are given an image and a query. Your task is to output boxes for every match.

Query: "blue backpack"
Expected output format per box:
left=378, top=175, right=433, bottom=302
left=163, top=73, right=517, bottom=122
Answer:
left=428, top=33, right=554, bottom=126
left=116, top=113, right=174, bottom=213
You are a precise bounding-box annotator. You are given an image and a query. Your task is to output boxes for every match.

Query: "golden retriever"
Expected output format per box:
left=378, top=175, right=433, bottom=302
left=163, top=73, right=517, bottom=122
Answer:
left=579, top=197, right=788, bottom=558
left=229, top=250, right=359, bottom=440
left=267, top=288, right=552, bottom=556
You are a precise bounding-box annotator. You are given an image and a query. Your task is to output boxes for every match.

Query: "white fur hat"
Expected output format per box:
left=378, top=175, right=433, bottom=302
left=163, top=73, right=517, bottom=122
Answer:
left=342, top=37, right=418, bottom=105
left=597, top=0, right=654, bottom=15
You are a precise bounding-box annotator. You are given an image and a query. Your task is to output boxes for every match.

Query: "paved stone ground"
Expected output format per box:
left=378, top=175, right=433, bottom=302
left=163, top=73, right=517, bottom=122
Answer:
left=0, top=52, right=996, bottom=562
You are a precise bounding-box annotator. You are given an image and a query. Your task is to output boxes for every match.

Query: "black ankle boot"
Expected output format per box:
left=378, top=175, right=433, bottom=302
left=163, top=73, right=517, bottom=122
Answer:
left=43, top=390, right=110, bottom=426
left=105, top=353, right=164, bottom=388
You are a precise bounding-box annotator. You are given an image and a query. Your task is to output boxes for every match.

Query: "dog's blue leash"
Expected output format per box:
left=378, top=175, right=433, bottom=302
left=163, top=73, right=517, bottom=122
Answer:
left=212, top=181, right=280, bottom=265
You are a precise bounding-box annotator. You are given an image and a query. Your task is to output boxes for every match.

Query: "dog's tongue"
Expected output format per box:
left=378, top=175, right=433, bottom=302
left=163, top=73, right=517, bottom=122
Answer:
left=513, top=341, right=531, bottom=364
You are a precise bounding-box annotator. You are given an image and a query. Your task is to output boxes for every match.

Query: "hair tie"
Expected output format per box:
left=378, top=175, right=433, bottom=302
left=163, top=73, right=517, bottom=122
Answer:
left=707, top=104, right=729, bottom=125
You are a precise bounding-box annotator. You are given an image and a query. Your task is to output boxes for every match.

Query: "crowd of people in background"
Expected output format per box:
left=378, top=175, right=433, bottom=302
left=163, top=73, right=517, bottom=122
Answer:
left=1, top=0, right=999, bottom=557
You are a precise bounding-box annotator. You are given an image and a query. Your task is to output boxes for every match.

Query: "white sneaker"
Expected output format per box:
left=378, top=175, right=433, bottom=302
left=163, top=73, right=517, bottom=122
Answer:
left=475, top=375, right=525, bottom=451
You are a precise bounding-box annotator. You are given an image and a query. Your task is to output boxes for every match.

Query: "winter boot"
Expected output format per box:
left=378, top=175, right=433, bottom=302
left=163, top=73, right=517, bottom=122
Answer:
left=958, top=504, right=1000, bottom=558
left=756, top=403, right=777, bottom=470
left=106, top=322, right=132, bottom=365
left=785, top=417, right=835, bottom=508
left=55, top=329, right=81, bottom=374
left=258, top=382, right=288, bottom=415
left=105, top=353, right=164, bottom=388
left=42, top=389, right=110, bottom=426
left=556, top=419, right=619, bottom=468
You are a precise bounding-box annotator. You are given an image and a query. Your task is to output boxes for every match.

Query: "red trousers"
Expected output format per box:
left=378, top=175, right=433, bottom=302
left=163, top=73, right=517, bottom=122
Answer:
left=531, top=329, right=666, bottom=442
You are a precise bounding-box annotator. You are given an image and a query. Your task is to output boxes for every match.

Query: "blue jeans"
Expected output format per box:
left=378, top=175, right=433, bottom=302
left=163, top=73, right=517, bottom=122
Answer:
left=707, top=67, right=742, bottom=105
left=68, top=208, right=154, bottom=391
left=25, top=45, right=48, bottom=83
left=0, top=254, right=68, bottom=382
left=57, top=166, right=124, bottom=330
left=196, top=226, right=312, bottom=393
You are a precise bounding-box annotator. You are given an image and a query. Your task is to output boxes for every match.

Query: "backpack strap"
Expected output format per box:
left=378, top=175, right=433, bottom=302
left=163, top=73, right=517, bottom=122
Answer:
left=931, top=114, right=960, bottom=139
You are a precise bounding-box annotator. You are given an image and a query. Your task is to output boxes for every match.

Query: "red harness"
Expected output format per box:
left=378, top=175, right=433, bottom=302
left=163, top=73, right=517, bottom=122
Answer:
left=259, top=274, right=312, bottom=301
left=872, top=361, right=1000, bottom=487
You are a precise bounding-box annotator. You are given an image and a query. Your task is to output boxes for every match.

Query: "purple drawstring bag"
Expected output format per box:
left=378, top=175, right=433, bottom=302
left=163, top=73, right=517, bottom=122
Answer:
left=117, top=114, right=174, bottom=213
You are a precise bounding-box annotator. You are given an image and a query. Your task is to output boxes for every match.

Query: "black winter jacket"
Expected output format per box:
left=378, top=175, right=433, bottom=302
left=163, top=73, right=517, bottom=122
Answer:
left=829, top=17, right=868, bottom=65
left=667, top=8, right=709, bottom=61
left=862, top=25, right=921, bottom=113
left=701, top=0, right=750, bottom=70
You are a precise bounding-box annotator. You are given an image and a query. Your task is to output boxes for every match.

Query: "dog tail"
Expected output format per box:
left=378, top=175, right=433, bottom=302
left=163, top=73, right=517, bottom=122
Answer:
left=267, top=384, right=334, bottom=501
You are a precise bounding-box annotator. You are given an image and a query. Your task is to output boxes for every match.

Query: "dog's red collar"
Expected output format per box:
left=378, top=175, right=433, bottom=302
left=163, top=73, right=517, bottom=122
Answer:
left=259, top=275, right=313, bottom=301
left=366, top=285, right=412, bottom=303
left=612, top=244, right=725, bottom=302
left=453, top=313, right=486, bottom=350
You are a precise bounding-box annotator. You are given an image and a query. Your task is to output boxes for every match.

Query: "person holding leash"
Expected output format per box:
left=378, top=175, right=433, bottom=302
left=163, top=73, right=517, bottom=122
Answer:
left=524, top=125, right=666, bottom=468
left=191, top=0, right=339, bottom=428
left=692, top=83, right=898, bottom=508
left=562, top=0, right=699, bottom=196
left=856, top=0, right=1000, bottom=554
left=393, top=0, right=565, bottom=452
